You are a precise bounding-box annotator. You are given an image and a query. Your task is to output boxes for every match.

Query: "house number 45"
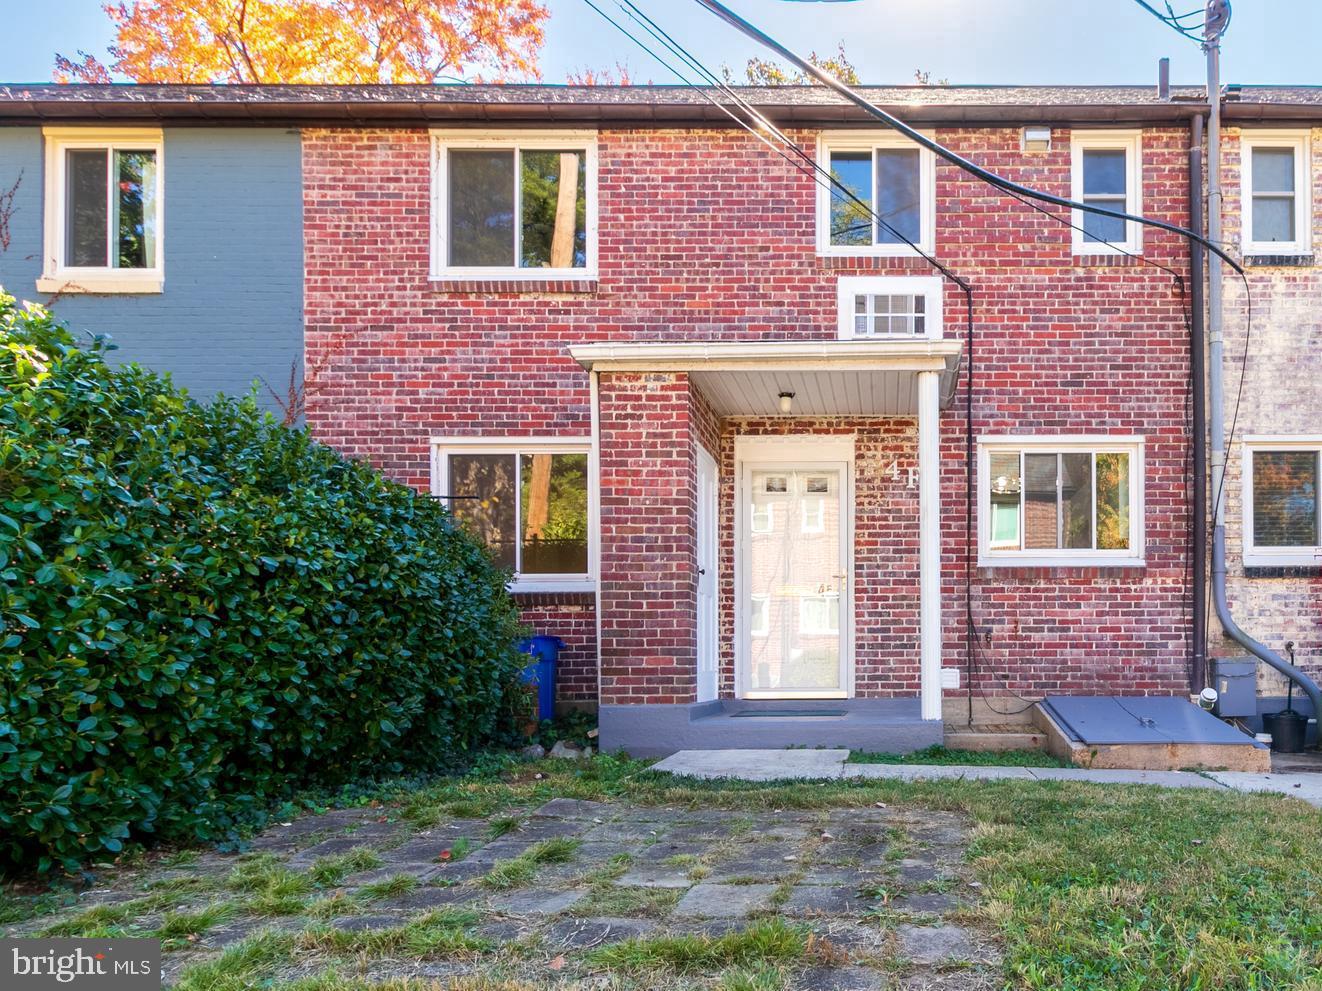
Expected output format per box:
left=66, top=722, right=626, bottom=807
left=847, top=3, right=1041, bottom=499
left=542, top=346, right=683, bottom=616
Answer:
left=882, top=459, right=917, bottom=489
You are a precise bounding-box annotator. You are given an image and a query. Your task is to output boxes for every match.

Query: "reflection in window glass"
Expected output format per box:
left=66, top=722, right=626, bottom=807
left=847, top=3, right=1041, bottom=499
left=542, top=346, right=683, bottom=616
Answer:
left=1024, top=453, right=1059, bottom=549
left=1250, top=147, right=1297, bottom=244
left=448, top=454, right=517, bottom=570
left=448, top=150, right=516, bottom=266
left=115, top=150, right=157, bottom=269
left=1096, top=452, right=1131, bottom=550
left=1081, top=148, right=1128, bottom=243
left=520, top=452, right=589, bottom=574
left=829, top=151, right=872, bottom=245
left=989, top=452, right=1021, bottom=549
left=520, top=150, right=586, bottom=268
left=875, top=148, right=921, bottom=244
left=1253, top=451, right=1318, bottom=547
left=1061, top=453, right=1092, bottom=550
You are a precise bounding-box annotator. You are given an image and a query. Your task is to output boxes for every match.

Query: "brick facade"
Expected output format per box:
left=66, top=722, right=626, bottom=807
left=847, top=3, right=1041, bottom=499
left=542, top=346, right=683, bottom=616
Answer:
left=302, top=122, right=1198, bottom=711
left=1216, top=127, right=1322, bottom=694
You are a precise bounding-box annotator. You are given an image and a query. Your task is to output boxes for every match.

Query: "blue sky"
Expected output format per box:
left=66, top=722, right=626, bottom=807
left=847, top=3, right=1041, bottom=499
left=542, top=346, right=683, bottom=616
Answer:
left=1, top=0, right=1318, bottom=87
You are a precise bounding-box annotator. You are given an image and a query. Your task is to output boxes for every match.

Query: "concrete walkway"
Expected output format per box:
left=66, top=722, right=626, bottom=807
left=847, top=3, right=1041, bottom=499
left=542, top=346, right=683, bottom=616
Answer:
left=650, top=749, right=1322, bottom=808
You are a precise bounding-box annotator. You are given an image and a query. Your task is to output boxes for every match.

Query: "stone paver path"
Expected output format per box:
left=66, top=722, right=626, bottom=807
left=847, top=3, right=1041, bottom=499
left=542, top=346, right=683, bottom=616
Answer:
left=6, top=797, right=1002, bottom=989
left=652, top=750, right=1322, bottom=807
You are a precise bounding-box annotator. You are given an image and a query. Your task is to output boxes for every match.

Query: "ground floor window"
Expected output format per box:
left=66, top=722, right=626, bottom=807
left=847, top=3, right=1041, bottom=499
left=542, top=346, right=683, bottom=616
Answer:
left=433, top=439, right=591, bottom=589
left=1244, top=440, right=1322, bottom=567
left=978, top=437, right=1144, bottom=567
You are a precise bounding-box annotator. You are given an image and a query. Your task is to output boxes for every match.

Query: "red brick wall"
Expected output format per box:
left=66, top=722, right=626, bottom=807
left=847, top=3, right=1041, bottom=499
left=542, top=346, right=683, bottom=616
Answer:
left=514, top=593, right=597, bottom=704
left=597, top=372, right=699, bottom=704
left=302, top=123, right=1198, bottom=707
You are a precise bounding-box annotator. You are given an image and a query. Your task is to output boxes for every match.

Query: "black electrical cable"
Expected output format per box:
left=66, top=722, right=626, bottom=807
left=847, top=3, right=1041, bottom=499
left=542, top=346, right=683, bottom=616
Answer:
left=1130, top=0, right=1211, bottom=42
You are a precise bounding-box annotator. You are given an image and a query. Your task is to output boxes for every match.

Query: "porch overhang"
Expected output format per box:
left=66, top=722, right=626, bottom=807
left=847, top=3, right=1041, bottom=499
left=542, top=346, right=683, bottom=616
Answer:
left=569, top=339, right=963, bottom=416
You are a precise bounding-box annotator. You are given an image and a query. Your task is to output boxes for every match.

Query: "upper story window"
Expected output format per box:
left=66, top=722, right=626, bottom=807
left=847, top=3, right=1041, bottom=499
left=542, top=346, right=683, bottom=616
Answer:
left=1240, top=131, right=1311, bottom=256
left=1244, top=439, right=1321, bottom=567
left=836, top=275, right=944, bottom=340
left=979, top=436, right=1145, bottom=568
left=817, top=131, right=935, bottom=256
left=431, top=130, right=597, bottom=281
left=39, top=128, right=163, bottom=294
left=433, top=438, right=593, bottom=591
left=1070, top=131, right=1142, bottom=256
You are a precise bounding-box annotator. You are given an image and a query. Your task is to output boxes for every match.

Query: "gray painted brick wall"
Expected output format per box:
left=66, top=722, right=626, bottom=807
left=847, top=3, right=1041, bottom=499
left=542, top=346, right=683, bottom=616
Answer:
left=0, top=127, right=303, bottom=407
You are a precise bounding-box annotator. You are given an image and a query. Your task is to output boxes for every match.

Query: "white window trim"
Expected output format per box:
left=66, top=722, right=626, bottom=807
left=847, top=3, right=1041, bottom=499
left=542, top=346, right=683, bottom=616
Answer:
left=429, top=129, right=598, bottom=282
left=816, top=130, right=936, bottom=258
left=1239, top=130, right=1312, bottom=257
left=977, top=435, right=1146, bottom=568
left=39, top=127, right=164, bottom=295
left=836, top=274, right=944, bottom=341
left=430, top=435, right=595, bottom=592
left=1242, top=436, right=1322, bottom=568
left=1070, top=130, right=1143, bottom=257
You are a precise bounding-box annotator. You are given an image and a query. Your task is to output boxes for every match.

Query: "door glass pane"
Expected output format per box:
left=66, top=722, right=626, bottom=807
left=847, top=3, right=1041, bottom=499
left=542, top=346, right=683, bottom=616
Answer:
left=748, top=469, right=841, bottom=693
left=448, top=454, right=517, bottom=570
left=1251, top=147, right=1295, bottom=193
left=520, top=452, right=588, bottom=574
left=114, top=150, right=156, bottom=269
left=875, top=148, right=921, bottom=244
left=448, top=149, right=515, bottom=266
left=1252, top=195, right=1295, bottom=243
left=1061, top=453, right=1093, bottom=549
left=829, top=151, right=872, bottom=245
left=1024, top=453, right=1059, bottom=549
left=65, top=148, right=107, bottom=267
left=988, top=452, right=1022, bottom=549
left=1253, top=451, right=1318, bottom=547
left=520, top=150, right=586, bottom=269
left=1096, top=452, right=1131, bottom=550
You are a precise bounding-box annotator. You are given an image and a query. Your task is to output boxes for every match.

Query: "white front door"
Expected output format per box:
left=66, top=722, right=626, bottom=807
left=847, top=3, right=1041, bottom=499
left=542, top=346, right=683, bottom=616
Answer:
left=741, top=462, right=851, bottom=698
left=695, top=447, right=719, bottom=703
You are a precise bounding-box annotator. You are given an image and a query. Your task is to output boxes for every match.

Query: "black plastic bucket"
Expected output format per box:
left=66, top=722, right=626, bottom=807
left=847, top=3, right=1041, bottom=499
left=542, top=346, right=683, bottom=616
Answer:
left=1262, top=710, right=1308, bottom=753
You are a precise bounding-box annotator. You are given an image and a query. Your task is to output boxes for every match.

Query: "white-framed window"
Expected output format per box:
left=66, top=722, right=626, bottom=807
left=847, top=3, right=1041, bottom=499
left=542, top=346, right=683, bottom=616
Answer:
left=39, top=127, right=163, bottom=294
left=836, top=275, right=944, bottom=340
left=431, top=437, right=593, bottom=591
left=430, top=129, right=597, bottom=281
left=816, top=131, right=936, bottom=257
left=750, top=595, right=771, bottom=637
left=799, top=594, right=840, bottom=635
left=1070, top=131, right=1142, bottom=256
left=1243, top=438, right=1322, bottom=567
left=1240, top=131, right=1311, bottom=256
left=978, top=436, right=1145, bottom=568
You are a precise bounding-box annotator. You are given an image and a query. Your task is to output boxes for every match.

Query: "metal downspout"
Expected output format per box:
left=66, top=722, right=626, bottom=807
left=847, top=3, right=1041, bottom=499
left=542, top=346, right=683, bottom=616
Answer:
left=1204, top=14, right=1322, bottom=728
left=1189, top=114, right=1207, bottom=694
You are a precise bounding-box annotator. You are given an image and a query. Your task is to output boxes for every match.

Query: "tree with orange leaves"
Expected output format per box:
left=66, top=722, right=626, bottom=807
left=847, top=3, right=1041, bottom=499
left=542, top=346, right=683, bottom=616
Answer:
left=55, top=0, right=549, bottom=84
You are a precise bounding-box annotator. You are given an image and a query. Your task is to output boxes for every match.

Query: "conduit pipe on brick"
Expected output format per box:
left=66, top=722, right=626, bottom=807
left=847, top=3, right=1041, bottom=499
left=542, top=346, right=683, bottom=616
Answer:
left=1203, top=22, right=1322, bottom=730
left=1189, top=114, right=1207, bottom=695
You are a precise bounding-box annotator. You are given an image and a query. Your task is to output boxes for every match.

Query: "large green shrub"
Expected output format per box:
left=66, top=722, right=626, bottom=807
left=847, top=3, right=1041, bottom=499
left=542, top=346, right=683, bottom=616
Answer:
left=0, top=291, right=525, bottom=873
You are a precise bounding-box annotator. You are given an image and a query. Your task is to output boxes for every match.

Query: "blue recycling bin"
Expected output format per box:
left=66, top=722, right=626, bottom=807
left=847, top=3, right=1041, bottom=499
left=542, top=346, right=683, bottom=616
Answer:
left=518, top=635, right=564, bottom=721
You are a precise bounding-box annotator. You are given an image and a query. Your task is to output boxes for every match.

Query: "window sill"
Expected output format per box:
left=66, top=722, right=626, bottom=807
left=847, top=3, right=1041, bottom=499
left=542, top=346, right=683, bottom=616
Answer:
left=36, top=274, right=163, bottom=295
left=508, top=579, right=595, bottom=595
left=1243, top=252, right=1314, bottom=267
left=1071, top=250, right=1145, bottom=266
left=1244, top=553, right=1322, bottom=570
left=429, top=276, right=598, bottom=294
left=977, top=555, right=1146, bottom=570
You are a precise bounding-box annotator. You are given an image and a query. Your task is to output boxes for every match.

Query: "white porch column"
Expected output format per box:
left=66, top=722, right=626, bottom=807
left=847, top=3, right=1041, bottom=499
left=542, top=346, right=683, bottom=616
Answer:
left=918, top=370, right=942, bottom=721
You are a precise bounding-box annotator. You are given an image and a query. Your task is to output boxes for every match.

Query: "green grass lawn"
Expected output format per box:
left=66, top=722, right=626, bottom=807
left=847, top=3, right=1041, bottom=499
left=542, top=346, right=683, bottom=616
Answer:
left=4, top=753, right=1320, bottom=990
left=845, top=744, right=1070, bottom=767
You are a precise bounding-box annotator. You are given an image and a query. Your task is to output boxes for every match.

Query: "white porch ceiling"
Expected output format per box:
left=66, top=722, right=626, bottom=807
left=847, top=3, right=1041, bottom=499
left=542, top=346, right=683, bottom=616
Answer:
left=569, top=339, right=963, bottom=416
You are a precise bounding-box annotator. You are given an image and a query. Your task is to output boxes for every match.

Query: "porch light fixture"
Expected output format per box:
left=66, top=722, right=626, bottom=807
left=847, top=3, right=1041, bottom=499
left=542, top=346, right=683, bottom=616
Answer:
left=777, top=391, right=795, bottom=414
